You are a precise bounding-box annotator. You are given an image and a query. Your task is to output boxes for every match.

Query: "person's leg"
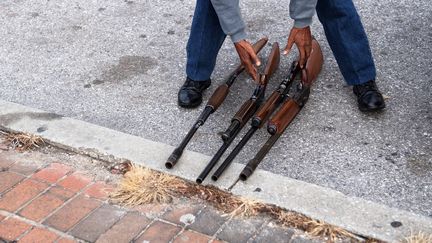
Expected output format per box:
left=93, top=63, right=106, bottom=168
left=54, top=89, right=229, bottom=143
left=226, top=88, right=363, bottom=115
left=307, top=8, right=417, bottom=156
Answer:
left=186, top=0, right=227, bottom=81
left=315, top=0, right=376, bottom=85
left=179, top=0, right=227, bottom=108
left=316, top=0, right=385, bottom=111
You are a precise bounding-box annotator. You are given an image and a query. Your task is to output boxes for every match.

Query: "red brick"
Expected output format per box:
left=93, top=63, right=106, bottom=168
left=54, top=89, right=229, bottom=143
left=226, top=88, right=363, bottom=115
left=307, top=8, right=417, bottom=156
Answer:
left=43, top=195, right=101, bottom=232
left=70, top=204, right=125, bottom=242
left=162, top=203, right=203, bottom=225
left=173, top=230, right=211, bottom=243
left=19, top=227, right=59, bottom=243
left=0, top=154, right=15, bottom=169
left=0, top=171, right=25, bottom=193
left=9, top=162, right=40, bottom=176
left=19, top=187, right=74, bottom=222
left=32, top=163, right=72, bottom=183
left=0, top=179, right=48, bottom=212
left=58, top=172, right=92, bottom=192
left=134, top=204, right=169, bottom=218
left=136, top=221, right=181, bottom=242
left=57, top=237, right=78, bottom=243
left=84, top=181, right=114, bottom=199
left=0, top=217, right=31, bottom=241
left=48, top=186, right=76, bottom=200
left=96, top=212, right=151, bottom=243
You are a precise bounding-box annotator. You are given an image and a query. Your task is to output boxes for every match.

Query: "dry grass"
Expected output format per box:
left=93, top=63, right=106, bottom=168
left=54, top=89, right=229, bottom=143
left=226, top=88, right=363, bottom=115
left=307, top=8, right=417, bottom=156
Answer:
left=273, top=207, right=355, bottom=241
left=110, top=165, right=187, bottom=205
left=223, top=197, right=264, bottom=219
left=305, top=219, right=356, bottom=242
left=5, top=132, right=45, bottom=151
left=276, top=210, right=310, bottom=228
left=403, top=232, right=432, bottom=243
left=111, top=165, right=265, bottom=217
left=111, top=165, right=359, bottom=242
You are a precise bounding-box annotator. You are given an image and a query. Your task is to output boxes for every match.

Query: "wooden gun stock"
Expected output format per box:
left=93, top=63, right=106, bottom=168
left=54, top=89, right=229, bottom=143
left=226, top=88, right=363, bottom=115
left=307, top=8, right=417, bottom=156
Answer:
left=221, top=42, right=280, bottom=141
left=252, top=91, right=280, bottom=128
left=206, top=84, right=229, bottom=110
left=267, top=39, right=323, bottom=135
left=302, top=39, right=324, bottom=86
left=252, top=37, right=269, bottom=56
left=233, top=99, right=257, bottom=126
left=267, top=99, right=301, bottom=135
left=260, top=42, right=280, bottom=85
left=235, top=42, right=280, bottom=126
left=206, top=37, right=269, bottom=110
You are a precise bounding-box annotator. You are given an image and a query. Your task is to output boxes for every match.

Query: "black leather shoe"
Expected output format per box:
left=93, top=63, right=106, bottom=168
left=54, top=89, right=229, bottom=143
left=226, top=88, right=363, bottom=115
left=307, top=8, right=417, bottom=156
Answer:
left=178, top=78, right=211, bottom=108
left=353, top=80, right=386, bottom=112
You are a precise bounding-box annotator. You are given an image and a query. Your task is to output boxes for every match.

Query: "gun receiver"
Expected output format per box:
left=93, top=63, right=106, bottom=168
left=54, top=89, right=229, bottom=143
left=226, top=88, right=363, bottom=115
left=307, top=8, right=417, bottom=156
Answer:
left=267, top=39, right=323, bottom=135
left=240, top=39, right=324, bottom=181
left=165, top=37, right=268, bottom=169
left=196, top=42, right=280, bottom=184
left=211, top=61, right=300, bottom=181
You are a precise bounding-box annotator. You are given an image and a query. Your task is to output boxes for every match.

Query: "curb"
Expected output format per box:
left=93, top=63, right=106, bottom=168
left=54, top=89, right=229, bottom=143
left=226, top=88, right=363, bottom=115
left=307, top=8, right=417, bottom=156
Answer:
left=0, top=100, right=431, bottom=242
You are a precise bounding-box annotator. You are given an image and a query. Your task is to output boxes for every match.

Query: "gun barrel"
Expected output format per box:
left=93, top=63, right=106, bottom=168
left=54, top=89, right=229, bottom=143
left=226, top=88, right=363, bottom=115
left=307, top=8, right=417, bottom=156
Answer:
left=165, top=106, right=213, bottom=168
left=239, top=134, right=280, bottom=180
left=221, top=120, right=240, bottom=142
left=196, top=127, right=240, bottom=184
left=212, top=126, right=258, bottom=181
left=198, top=95, right=261, bottom=183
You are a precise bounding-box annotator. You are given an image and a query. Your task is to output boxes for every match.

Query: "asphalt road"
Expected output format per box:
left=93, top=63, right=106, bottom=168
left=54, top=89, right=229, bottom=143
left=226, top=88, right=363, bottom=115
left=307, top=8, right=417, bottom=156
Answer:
left=1, top=0, right=431, bottom=217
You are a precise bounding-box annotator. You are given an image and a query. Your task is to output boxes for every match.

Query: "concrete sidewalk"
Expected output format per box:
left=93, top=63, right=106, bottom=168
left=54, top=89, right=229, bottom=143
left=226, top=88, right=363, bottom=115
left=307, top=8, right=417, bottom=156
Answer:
left=1, top=100, right=432, bottom=242
left=0, top=0, right=430, bottom=218
left=0, top=136, right=322, bottom=243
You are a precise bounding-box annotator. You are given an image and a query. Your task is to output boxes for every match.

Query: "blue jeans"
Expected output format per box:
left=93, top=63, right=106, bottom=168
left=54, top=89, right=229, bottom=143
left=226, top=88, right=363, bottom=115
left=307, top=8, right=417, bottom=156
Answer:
left=186, top=0, right=376, bottom=85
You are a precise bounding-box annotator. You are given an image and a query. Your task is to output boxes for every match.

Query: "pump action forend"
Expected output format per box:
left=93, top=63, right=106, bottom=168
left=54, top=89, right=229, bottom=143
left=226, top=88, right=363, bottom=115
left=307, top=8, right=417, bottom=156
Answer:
left=239, top=39, right=324, bottom=181
left=211, top=61, right=301, bottom=181
left=196, top=42, right=281, bottom=184
left=165, top=37, right=268, bottom=169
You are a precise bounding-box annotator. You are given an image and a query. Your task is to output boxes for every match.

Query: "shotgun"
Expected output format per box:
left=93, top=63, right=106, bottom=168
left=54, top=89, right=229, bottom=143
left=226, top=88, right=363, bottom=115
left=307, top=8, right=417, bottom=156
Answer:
left=211, top=61, right=301, bottom=181
left=196, top=42, right=281, bottom=184
left=165, top=37, right=268, bottom=169
left=239, top=39, right=324, bottom=181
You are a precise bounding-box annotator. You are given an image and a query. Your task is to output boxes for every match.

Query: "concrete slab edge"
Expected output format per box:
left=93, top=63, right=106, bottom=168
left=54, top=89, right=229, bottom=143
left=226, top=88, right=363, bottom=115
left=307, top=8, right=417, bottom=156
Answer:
left=0, top=100, right=430, bottom=242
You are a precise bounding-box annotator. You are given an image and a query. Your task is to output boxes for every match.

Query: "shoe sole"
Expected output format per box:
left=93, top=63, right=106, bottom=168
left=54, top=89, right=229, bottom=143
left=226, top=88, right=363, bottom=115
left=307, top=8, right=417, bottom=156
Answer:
left=359, top=104, right=386, bottom=112
left=178, top=99, right=202, bottom=109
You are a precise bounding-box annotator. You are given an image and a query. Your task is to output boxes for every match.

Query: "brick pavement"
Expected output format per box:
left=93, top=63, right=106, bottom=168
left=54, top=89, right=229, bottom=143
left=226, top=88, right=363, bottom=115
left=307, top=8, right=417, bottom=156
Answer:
left=0, top=139, right=322, bottom=243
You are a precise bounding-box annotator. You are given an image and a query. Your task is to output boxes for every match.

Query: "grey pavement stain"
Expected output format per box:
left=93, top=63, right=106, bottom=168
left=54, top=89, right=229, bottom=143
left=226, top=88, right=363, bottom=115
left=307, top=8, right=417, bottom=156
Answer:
left=407, top=156, right=432, bottom=176
left=71, top=25, right=83, bottom=31
left=96, top=56, right=157, bottom=85
left=0, top=112, right=62, bottom=126
left=92, top=79, right=104, bottom=85
left=37, top=125, right=48, bottom=133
